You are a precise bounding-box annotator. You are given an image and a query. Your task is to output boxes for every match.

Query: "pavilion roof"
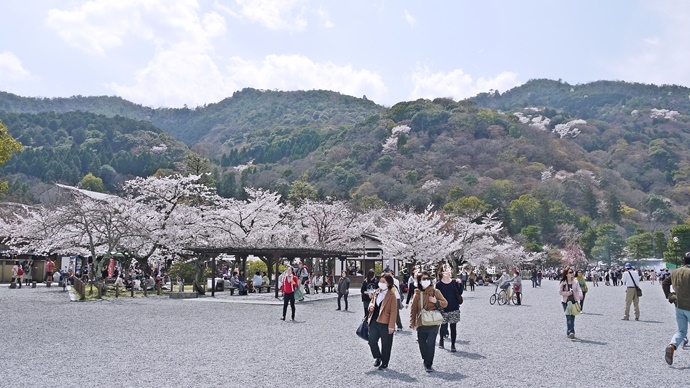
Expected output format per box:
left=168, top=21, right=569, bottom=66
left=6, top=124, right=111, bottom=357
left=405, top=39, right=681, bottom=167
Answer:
left=183, top=246, right=362, bottom=258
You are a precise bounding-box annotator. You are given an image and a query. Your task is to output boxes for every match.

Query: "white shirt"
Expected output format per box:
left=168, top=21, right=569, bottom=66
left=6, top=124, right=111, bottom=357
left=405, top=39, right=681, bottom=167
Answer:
left=376, top=289, right=388, bottom=305
left=621, top=270, right=640, bottom=288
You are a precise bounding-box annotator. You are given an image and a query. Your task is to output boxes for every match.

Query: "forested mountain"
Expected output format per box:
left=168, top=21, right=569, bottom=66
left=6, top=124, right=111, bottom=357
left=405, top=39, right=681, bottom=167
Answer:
left=2, top=80, right=690, bottom=261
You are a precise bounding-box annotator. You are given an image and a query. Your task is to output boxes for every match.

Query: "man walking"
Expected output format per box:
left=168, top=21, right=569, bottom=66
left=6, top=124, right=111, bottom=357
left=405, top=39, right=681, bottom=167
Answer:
left=662, top=252, right=690, bottom=365
left=621, top=263, right=640, bottom=321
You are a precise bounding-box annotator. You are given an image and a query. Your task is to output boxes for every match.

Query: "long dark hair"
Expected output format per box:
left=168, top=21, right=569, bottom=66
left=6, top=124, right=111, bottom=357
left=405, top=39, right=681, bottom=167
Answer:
left=367, top=269, right=376, bottom=281
left=560, top=266, right=574, bottom=291
left=381, top=274, right=394, bottom=290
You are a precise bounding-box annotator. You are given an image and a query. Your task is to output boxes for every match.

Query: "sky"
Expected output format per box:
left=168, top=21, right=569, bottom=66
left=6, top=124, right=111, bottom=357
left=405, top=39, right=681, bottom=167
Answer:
left=1, top=0, right=690, bottom=108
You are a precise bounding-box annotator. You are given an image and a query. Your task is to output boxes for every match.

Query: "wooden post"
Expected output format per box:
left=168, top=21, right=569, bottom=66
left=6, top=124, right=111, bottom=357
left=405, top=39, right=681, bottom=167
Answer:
left=274, top=253, right=281, bottom=299
left=211, top=255, right=216, bottom=298
left=115, top=285, right=120, bottom=298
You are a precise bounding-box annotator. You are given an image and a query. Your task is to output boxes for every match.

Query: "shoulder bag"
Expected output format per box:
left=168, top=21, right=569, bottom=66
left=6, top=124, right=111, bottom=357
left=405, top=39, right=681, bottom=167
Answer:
left=629, top=272, right=642, bottom=297
left=454, top=280, right=464, bottom=305
left=418, top=290, right=444, bottom=326
left=356, top=317, right=369, bottom=341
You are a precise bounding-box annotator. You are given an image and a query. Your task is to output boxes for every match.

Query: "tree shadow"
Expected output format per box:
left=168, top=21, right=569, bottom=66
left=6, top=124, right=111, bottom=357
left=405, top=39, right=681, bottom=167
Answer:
left=455, top=340, right=470, bottom=345
left=365, top=369, right=417, bottom=382
left=450, top=350, right=486, bottom=359
left=581, top=313, right=603, bottom=316
left=638, top=320, right=664, bottom=324
left=572, top=338, right=607, bottom=346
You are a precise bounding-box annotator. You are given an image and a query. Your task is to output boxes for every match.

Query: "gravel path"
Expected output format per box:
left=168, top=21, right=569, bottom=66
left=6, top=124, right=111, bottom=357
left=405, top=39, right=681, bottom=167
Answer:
left=1, top=279, right=687, bottom=387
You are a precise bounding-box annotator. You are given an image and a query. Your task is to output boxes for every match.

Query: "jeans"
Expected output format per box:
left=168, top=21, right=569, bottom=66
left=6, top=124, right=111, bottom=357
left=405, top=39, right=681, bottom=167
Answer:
left=531, top=277, right=537, bottom=288
left=416, top=325, right=439, bottom=367
left=562, top=302, right=575, bottom=335
left=670, top=307, right=690, bottom=349
left=368, top=322, right=394, bottom=366
left=337, top=293, right=348, bottom=310
left=282, top=292, right=295, bottom=319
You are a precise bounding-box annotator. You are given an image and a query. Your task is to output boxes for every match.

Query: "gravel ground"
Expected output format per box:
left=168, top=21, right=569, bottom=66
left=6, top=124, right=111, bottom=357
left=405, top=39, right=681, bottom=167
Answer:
left=1, top=279, right=687, bottom=387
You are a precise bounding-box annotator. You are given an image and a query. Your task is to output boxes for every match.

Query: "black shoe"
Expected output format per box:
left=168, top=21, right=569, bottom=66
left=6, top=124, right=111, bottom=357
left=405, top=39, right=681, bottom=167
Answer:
left=665, top=345, right=675, bottom=365
left=451, top=345, right=456, bottom=353
left=378, top=364, right=388, bottom=370
left=439, top=339, right=444, bottom=349
left=280, top=317, right=285, bottom=321
left=374, top=358, right=382, bottom=367
left=291, top=317, right=295, bottom=321
left=425, top=365, right=434, bottom=373
left=335, top=308, right=341, bottom=311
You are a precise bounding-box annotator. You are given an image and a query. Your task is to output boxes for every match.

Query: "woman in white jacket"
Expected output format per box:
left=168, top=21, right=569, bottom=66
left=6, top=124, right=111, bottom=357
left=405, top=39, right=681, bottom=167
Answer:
left=559, top=266, right=583, bottom=339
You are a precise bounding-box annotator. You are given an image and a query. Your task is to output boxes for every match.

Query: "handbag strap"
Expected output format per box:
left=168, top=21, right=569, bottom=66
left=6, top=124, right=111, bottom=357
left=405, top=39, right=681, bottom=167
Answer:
left=628, top=271, right=639, bottom=288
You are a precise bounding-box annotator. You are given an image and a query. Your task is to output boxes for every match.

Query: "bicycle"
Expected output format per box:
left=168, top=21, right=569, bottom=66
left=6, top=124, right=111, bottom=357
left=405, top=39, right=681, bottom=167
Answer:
left=489, top=282, right=510, bottom=305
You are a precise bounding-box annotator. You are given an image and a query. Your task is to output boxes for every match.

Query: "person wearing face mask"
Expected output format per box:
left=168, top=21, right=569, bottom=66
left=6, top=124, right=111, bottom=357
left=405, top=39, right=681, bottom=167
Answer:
left=410, top=270, right=448, bottom=373
left=367, top=274, right=398, bottom=370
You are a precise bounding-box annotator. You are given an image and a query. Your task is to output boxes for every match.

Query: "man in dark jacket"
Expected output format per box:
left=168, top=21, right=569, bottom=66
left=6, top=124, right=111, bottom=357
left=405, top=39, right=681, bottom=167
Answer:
left=662, top=252, right=690, bottom=365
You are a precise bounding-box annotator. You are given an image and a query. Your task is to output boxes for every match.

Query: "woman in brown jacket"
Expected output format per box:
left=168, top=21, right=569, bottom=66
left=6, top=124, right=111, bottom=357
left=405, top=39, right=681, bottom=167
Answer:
left=410, top=270, right=448, bottom=373
left=367, top=273, right=398, bottom=370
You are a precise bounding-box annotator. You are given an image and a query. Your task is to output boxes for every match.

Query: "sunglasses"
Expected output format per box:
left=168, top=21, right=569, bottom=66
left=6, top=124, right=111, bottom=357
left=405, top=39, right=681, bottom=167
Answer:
left=568, top=271, right=574, bottom=274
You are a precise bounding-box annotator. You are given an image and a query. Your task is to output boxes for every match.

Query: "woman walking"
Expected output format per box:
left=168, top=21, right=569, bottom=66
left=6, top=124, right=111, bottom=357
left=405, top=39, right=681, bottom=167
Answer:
left=336, top=271, right=350, bottom=311
left=361, top=269, right=378, bottom=318
left=575, top=269, right=588, bottom=312
left=435, top=268, right=462, bottom=352
left=410, top=270, right=448, bottom=372
left=11, top=261, right=23, bottom=288
left=367, top=274, right=398, bottom=370
left=559, top=267, right=583, bottom=339
left=280, top=267, right=299, bottom=321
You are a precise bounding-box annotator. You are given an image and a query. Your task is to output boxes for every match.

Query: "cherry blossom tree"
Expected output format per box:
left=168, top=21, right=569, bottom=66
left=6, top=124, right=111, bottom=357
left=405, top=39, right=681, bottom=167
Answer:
left=379, top=205, right=456, bottom=268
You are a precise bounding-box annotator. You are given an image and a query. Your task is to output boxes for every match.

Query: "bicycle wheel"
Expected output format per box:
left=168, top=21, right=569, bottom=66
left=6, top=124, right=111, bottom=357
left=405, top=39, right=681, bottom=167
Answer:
left=511, top=293, right=519, bottom=305
left=489, top=294, right=497, bottom=305
left=497, top=292, right=506, bottom=305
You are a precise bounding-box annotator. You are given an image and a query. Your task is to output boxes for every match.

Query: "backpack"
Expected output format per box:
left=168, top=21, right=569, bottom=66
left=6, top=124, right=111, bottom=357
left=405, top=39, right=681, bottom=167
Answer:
left=17, top=266, right=24, bottom=276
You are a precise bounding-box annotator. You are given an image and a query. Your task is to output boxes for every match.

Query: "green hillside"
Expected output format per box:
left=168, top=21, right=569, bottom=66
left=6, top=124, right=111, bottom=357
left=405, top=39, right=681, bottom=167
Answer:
left=2, top=81, right=690, bottom=258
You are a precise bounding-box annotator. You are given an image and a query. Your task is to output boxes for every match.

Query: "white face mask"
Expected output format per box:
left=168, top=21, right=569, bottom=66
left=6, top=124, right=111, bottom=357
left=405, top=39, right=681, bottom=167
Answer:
left=421, top=280, right=431, bottom=288
left=378, top=282, right=387, bottom=290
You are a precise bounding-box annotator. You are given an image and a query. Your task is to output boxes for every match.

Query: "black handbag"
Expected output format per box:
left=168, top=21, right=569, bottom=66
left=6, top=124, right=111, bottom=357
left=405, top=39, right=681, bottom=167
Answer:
left=356, top=318, right=369, bottom=341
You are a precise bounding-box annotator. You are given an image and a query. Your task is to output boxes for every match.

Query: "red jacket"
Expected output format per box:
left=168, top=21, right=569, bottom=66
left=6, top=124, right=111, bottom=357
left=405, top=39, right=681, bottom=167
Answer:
left=281, top=275, right=298, bottom=294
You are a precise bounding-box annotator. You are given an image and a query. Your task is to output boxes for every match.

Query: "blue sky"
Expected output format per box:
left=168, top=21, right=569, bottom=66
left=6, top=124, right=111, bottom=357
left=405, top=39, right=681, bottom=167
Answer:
left=1, top=0, right=689, bottom=108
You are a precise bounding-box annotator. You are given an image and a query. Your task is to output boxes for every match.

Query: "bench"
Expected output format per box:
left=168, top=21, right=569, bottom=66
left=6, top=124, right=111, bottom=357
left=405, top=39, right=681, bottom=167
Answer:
left=227, top=286, right=238, bottom=295
left=256, top=285, right=272, bottom=293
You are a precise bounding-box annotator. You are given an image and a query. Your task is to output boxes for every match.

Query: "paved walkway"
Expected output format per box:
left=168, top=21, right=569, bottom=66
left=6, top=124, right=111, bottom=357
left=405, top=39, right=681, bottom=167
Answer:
left=0, top=278, right=687, bottom=387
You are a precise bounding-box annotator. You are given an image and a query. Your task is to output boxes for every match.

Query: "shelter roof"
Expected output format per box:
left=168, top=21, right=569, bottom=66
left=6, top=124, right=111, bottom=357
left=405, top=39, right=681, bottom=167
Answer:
left=183, top=246, right=362, bottom=258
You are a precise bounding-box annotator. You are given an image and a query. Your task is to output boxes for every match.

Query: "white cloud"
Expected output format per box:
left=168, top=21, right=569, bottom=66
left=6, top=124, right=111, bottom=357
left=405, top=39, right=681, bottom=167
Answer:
left=225, top=54, right=387, bottom=101
left=403, top=9, right=416, bottom=27
left=44, top=0, right=384, bottom=107
left=409, top=66, right=520, bottom=100
left=0, top=51, right=32, bottom=82
left=227, top=0, right=308, bottom=31
left=110, top=53, right=386, bottom=107
left=45, top=0, right=224, bottom=55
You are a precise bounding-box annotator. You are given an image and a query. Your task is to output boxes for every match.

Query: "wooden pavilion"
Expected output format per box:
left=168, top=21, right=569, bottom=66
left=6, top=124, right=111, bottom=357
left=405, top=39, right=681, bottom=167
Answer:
left=183, top=246, right=363, bottom=298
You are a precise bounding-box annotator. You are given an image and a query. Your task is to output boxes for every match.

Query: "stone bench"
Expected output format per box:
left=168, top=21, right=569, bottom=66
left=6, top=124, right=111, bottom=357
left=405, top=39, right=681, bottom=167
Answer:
left=169, top=292, right=199, bottom=299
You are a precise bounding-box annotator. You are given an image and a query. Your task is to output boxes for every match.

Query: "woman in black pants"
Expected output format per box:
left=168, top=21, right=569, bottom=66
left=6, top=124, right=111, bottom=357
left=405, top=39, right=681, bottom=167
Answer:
left=360, top=269, right=378, bottom=318
left=367, top=274, right=398, bottom=370
left=280, top=267, right=299, bottom=321
left=409, top=271, right=447, bottom=373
